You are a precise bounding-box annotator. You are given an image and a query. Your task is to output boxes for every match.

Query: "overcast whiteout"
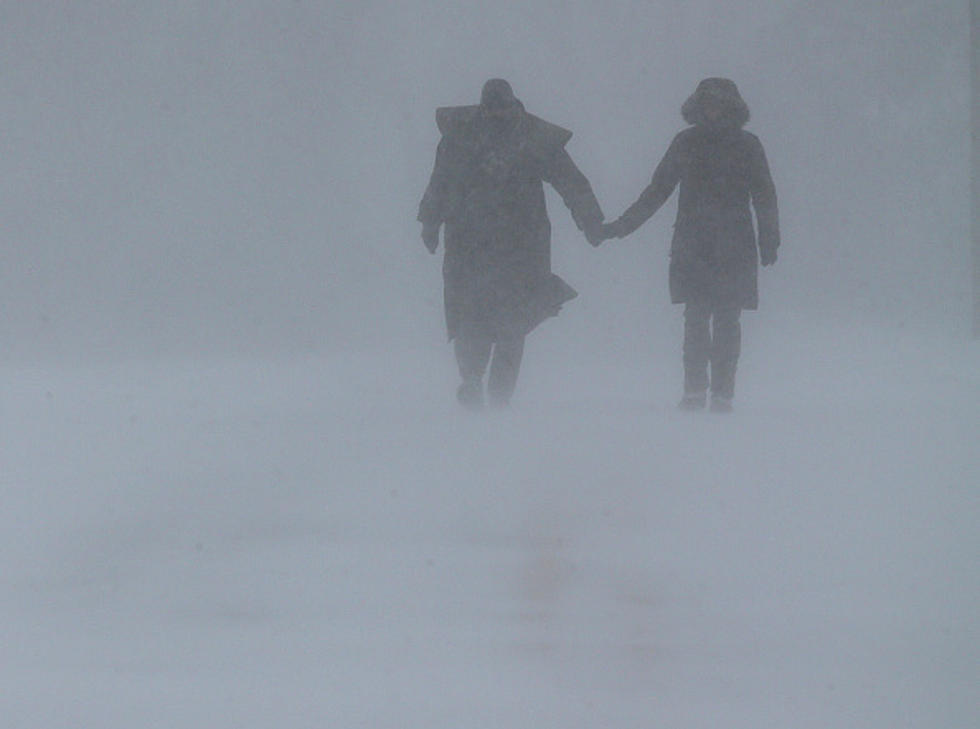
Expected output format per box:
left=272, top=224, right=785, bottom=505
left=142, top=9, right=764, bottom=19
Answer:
left=0, top=2, right=976, bottom=728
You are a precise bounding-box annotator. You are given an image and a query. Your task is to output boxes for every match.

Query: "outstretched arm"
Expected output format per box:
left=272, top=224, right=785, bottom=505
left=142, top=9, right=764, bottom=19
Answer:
left=605, top=135, right=682, bottom=239
left=544, top=148, right=605, bottom=245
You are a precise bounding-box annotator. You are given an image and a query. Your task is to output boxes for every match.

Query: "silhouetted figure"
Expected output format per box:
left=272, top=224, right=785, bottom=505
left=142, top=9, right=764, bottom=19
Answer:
left=599, top=78, right=779, bottom=412
left=419, top=79, right=604, bottom=408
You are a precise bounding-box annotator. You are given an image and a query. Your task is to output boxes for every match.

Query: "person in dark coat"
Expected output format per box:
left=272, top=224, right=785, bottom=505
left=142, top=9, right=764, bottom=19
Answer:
left=598, top=78, right=779, bottom=412
left=418, top=79, right=605, bottom=408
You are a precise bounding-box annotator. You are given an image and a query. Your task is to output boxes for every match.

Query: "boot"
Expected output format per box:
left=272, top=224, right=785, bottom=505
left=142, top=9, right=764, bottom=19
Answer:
left=456, top=378, right=484, bottom=410
left=678, top=390, right=707, bottom=411
left=709, top=394, right=733, bottom=413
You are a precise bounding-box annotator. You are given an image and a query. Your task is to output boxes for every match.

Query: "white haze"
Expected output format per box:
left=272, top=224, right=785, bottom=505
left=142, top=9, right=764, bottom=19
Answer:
left=1, top=2, right=977, bottom=728
left=0, top=0, right=971, bottom=358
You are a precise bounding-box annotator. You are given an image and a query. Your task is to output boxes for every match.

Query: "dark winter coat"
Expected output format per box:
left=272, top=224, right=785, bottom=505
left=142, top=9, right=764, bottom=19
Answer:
left=418, top=104, right=604, bottom=340
left=610, top=81, right=779, bottom=310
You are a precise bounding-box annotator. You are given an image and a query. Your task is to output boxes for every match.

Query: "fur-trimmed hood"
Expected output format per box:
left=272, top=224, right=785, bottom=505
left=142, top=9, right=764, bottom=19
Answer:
left=681, top=78, right=750, bottom=128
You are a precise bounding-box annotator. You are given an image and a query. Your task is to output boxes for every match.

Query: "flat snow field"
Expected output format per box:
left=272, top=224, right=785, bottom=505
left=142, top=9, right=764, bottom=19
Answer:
left=2, top=321, right=977, bottom=729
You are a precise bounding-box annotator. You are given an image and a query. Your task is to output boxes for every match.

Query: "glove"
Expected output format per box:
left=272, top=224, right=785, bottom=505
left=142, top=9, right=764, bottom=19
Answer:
left=584, top=222, right=605, bottom=247
left=760, top=247, right=777, bottom=267
left=421, top=224, right=440, bottom=254
left=600, top=221, right=624, bottom=240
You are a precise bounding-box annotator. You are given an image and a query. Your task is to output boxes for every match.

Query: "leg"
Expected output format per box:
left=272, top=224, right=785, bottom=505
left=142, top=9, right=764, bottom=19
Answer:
left=454, top=324, right=492, bottom=408
left=683, top=301, right=711, bottom=397
left=710, top=305, right=741, bottom=402
left=487, top=335, right=525, bottom=406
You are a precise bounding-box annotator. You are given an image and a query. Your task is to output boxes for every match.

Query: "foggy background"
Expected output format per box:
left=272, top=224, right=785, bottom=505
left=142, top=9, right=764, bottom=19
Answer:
left=1, top=3, right=976, bottom=728
left=0, top=0, right=971, bottom=362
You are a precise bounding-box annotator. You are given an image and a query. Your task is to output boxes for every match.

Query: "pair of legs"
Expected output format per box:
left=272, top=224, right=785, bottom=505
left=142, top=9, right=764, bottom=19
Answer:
left=682, top=299, right=741, bottom=407
left=454, top=324, right=525, bottom=408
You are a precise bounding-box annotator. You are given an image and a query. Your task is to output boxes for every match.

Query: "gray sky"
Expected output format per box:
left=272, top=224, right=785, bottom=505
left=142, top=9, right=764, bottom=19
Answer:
left=0, top=0, right=970, bottom=360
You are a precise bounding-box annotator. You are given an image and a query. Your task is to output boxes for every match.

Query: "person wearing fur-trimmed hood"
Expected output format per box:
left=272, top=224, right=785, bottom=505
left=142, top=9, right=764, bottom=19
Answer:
left=418, top=79, right=605, bottom=409
left=598, top=78, right=780, bottom=412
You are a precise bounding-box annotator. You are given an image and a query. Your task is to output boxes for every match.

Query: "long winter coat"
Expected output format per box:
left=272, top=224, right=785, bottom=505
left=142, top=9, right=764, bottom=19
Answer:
left=418, top=104, right=603, bottom=340
left=612, top=115, right=779, bottom=310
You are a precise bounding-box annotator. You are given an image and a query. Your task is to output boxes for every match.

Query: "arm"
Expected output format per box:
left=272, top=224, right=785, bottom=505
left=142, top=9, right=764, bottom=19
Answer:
left=543, top=147, right=605, bottom=244
left=606, top=135, right=682, bottom=239
left=749, top=136, right=780, bottom=264
left=417, top=137, right=454, bottom=252
left=418, top=137, right=452, bottom=227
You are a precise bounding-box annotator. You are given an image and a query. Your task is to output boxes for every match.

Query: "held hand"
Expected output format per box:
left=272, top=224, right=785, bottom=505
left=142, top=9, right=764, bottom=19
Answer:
left=585, top=224, right=605, bottom=248
left=421, top=224, right=440, bottom=254
left=760, top=248, right=777, bottom=267
left=599, top=221, right=622, bottom=241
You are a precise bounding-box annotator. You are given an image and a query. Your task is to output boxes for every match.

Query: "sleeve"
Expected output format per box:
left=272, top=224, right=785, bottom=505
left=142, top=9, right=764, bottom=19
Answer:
left=543, top=147, right=605, bottom=234
left=609, top=134, right=683, bottom=238
left=749, top=136, right=780, bottom=255
left=417, top=136, right=454, bottom=227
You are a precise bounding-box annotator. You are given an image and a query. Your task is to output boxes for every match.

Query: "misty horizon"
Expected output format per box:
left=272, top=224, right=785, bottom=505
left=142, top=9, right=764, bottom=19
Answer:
left=1, top=4, right=975, bottom=728
left=0, top=1, right=971, bottom=361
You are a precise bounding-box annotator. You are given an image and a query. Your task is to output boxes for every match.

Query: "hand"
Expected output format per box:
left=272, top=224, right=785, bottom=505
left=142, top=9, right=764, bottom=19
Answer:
left=760, top=248, right=777, bottom=267
left=421, top=224, right=440, bottom=254
left=600, top=222, right=621, bottom=240
left=585, top=224, right=605, bottom=248
left=588, top=221, right=623, bottom=245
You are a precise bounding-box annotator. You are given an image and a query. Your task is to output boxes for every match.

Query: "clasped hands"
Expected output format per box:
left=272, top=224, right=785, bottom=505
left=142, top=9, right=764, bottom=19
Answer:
left=585, top=221, right=622, bottom=248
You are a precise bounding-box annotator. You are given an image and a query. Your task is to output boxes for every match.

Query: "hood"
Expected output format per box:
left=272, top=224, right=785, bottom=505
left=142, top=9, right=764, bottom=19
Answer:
left=434, top=104, right=572, bottom=151
left=681, top=77, right=750, bottom=128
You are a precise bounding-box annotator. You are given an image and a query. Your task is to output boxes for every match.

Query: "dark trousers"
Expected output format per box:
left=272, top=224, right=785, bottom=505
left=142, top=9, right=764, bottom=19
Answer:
left=683, top=301, right=741, bottom=399
left=454, top=327, right=526, bottom=404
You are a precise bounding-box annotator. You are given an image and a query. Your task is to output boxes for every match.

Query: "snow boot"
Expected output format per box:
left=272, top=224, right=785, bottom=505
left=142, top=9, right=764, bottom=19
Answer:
left=456, top=379, right=484, bottom=410
left=678, top=391, right=707, bottom=411
left=709, top=394, right=733, bottom=413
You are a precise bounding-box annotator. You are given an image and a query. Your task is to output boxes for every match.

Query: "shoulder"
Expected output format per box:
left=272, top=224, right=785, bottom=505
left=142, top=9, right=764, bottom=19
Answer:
left=739, top=130, right=766, bottom=152
left=674, top=127, right=698, bottom=143
left=658, top=128, right=697, bottom=162
left=523, top=113, right=573, bottom=153
left=435, top=105, right=481, bottom=137
left=667, top=127, right=700, bottom=152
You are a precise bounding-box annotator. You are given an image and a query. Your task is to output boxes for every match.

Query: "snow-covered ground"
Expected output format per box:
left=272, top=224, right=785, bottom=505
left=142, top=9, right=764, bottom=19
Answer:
left=1, top=318, right=976, bottom=728
left=0, top=2, right=972, bottom=726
